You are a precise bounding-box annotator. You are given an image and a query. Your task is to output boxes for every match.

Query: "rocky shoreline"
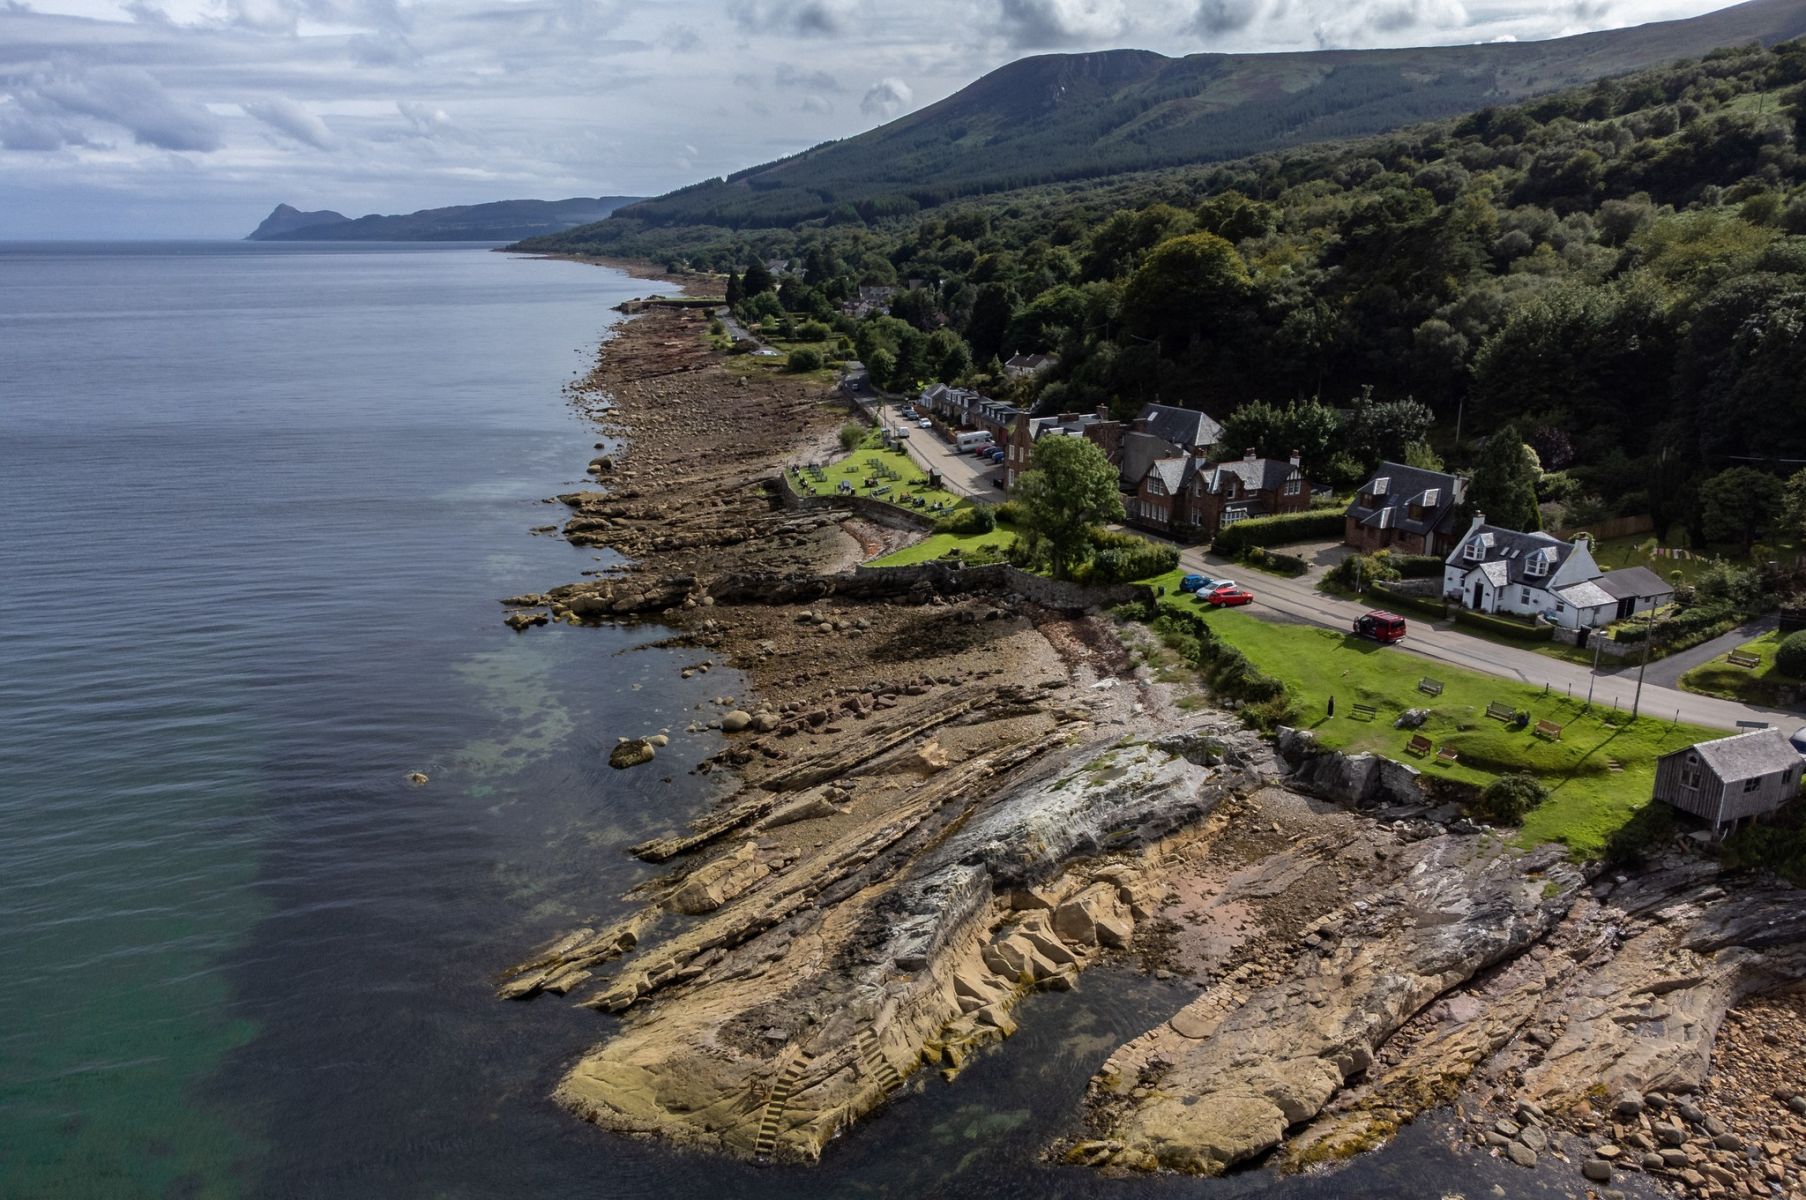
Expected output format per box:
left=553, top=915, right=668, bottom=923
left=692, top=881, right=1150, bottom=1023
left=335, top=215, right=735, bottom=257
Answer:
left=498, top=292, right=1806, bottom=1194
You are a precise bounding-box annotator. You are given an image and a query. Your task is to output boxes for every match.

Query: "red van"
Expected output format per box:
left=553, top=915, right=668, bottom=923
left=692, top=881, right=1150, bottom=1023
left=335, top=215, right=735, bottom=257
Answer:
left=1353, top=611, right=1408, bottom=644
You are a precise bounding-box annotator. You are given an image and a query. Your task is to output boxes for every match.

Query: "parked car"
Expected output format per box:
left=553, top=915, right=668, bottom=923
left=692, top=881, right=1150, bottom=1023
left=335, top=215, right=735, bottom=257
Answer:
left=1204, top=582, right=1254, bottom=607
left=1352, top=611, right=1408, bottom=644
left=1790, top=725, right=1806, bottom=759
left=1179, top=574, right=1216, bottom=594
left=985, top=447, right=1006, bottom=463
left=892, top=427, right=910, bottom=439
left=917, top=418, right=933, bottom=429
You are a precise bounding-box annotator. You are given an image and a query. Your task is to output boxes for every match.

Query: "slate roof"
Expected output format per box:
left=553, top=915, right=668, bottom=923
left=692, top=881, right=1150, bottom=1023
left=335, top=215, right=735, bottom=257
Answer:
left=1207, top=457, right=1299, bottom=495
left=1136, top=403, right=1222, bottom=452
left=1119, top=431, right=1180, bottom=486
left=1146, top=456, right=1198, bottom=494
left=1670, top=729, right=1803, bottom=782
left=1448, top=524, right=1576, bottom=587
left=1555, top=580, right=1615, bottom=609
left=1346, top=462, right=1468, bottom=539
left=1598, top=566, right=1672, bottom=601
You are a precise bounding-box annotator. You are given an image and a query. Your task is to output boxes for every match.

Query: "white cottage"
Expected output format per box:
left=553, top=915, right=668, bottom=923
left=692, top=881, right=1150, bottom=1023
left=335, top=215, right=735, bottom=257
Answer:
left=1443, top=514, right=1608, bottom=629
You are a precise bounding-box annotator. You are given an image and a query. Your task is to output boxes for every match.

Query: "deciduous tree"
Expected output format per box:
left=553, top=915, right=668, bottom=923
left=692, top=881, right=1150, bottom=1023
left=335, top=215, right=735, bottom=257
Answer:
left=1012, top=436, right=1124, bottom=580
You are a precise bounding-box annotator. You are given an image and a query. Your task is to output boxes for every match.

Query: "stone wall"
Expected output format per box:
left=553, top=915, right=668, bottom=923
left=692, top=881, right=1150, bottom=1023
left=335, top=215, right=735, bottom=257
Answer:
left=771, top=471, right=937, bottom=533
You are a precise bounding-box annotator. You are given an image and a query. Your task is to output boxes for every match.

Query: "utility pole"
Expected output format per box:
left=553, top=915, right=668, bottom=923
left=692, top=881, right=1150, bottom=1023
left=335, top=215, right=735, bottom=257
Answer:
left=1630, top=602, right=1658, bottom=719
left=1585, top=631, right=1604, bottom=708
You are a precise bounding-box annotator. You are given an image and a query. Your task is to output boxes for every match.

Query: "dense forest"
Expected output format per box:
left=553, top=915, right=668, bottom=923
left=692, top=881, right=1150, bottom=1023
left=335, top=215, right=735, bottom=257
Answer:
left=532, top=39, right=1806, bottom=545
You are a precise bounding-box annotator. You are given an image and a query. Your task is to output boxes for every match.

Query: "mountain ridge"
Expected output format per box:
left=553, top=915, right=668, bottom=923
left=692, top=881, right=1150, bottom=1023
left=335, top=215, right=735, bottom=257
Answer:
left=560, top=0, right=1806, bottom=238
left=246, top=196, right=644, bottom=242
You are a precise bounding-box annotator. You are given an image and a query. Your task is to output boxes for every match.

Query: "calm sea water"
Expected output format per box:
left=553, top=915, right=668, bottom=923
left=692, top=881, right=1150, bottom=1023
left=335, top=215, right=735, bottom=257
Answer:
left=1, top=242, right=1562, bottom=1200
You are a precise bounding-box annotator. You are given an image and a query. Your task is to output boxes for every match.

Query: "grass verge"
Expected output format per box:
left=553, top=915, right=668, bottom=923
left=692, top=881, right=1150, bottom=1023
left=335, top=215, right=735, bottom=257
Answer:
left=1143, top=568, right=1720, bottom=857
left=1678, top=631, right=1802, bottom=706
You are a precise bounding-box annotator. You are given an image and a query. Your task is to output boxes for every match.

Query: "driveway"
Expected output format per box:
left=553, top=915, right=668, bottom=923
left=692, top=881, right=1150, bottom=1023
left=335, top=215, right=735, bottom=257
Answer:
left=1639, top=615, right=1779, bottom=691
left=1174, top=544, right=1792, bottom=733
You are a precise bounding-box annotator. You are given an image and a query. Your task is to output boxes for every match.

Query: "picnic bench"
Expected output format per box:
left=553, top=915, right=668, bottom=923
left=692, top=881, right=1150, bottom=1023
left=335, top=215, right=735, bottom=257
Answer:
left=1533, top=719, right=1564, bottom=741
left=1485, top=701, right=1515, bottom=722
left=1436, top=745, right=1459, bottom=764
left=1405, top=733, right=1433, bottom=756
left=1727, top=650, right=1761, bottom=668
left=1350, top=702, right=1377, bottom=721
left=1417, top=678, right=1444, bottom=697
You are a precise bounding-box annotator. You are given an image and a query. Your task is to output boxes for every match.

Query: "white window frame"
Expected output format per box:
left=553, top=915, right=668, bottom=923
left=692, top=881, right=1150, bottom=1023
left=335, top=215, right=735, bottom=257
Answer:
left=1283, top=477, right=1302, bottom=497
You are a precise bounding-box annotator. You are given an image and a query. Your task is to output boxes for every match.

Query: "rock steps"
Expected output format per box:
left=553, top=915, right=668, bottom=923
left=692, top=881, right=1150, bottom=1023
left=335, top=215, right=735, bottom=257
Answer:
left=855, top=1028, right=903, bottom=1094
left=752, top=1048, right=815, bottom=1158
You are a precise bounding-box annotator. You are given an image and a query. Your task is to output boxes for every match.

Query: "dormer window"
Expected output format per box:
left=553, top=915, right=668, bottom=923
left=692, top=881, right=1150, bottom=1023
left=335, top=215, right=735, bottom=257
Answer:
left=1464, top=539, right=1482, bottom=561
left=1525, top=553, right=1548, bottom=578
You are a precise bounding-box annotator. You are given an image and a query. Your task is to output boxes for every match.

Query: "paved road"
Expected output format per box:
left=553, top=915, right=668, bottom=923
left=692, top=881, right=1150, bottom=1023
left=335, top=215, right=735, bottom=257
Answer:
left=875, top=400, right=1004, bottom=500
left=1175, top=544, right=1799, bottom=734
left=1641, top=615, right=1778, bottom=691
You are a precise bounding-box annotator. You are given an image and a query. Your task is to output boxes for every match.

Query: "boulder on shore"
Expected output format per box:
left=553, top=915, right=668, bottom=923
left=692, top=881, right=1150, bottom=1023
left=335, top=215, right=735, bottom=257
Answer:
left=610, top=738, right=657, bottom=769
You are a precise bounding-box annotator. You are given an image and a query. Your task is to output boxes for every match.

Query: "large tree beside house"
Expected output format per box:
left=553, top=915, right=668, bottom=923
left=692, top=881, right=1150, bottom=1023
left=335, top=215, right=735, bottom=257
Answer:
left=1466, top=424, right=1542, bottom=532
left=1699, top=466, right=1785, bottom=552
left=1012, top=436, right=1125, bottom=580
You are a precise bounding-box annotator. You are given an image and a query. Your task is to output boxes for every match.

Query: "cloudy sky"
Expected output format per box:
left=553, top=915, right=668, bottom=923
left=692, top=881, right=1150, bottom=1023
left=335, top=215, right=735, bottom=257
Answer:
left=0, top=0, right=1744, bottom=237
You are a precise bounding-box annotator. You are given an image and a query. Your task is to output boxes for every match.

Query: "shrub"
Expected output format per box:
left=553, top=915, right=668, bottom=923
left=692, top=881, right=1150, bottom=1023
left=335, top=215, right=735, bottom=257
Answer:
left=1150, top=607, right=1289, bottom=709
left=1237, top=546, right=1308, bottom=576
left=994, top=499, right=1027, bottom=526
left=1391, top=554, right=1445, bottom=578
left=935, top=503, right=997, bottom=535
left=1212, top=509, right=1346, bottom=554
left=787, top=347, right=824, bottom=373
left=1329, top=551, right=1402, bottom=591
left=1369, top=580, right=1448, bottom=618
left=1079, top=528, right=1179, bottom=584
left=1776, top=631, right=1806, bottom=678
left=838, top=421, right=865, bottom=452
left=796, top=320, right=832, bottom=341
left=1473, top=773, right=1549, bottom=825
left=1453, top=607, right=1554, bottom=641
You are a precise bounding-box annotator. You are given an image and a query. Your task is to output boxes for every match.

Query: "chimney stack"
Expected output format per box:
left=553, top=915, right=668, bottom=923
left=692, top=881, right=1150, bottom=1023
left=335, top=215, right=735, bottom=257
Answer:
left=1471, top=511, right=1487, bottom=530
left=1289, top=449, right=1301, bottom=468
left=1244, top=447, right=1257, bottom=462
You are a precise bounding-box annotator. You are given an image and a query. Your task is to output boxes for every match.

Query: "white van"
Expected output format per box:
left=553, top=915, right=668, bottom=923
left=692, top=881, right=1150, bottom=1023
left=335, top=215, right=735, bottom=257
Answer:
left=954, top=431, right=994, bottom=452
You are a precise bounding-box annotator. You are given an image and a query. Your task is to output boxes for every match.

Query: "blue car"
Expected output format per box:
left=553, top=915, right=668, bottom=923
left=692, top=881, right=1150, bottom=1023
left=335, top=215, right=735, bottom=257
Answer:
left=1179, top=574, right=1215, bottom=594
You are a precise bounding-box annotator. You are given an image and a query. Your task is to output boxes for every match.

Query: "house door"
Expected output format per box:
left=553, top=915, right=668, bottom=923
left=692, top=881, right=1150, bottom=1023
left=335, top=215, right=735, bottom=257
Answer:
left=1471, top=581, right=1484, bottom=611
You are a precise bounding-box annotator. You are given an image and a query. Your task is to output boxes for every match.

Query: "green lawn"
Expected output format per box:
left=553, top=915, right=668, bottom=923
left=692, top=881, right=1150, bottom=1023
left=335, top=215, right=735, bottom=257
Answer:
left=869, top=525, right=1019, bottom=567
left=1589, top=533, right=1736, bottom=588
left=1679, top=631, right=1802, bottom=706
left=1144, top=568, right=1721, bottom=856
left=792, top=439, right=966, bottom=514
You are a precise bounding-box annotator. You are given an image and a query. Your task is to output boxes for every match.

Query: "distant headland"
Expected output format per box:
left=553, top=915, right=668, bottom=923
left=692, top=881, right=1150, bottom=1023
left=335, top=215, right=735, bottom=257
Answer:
left=246, top=196, right=643, bottom=242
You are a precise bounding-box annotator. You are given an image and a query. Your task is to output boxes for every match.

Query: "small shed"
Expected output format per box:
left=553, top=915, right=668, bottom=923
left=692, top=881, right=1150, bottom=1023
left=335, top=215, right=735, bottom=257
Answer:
left=1653, top=729, right=1802, bottom=832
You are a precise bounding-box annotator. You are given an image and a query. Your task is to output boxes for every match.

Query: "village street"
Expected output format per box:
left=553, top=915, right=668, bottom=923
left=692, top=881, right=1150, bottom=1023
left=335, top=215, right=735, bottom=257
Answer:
left=1175, top=541, right=1800, bottom=734
left=875, top=400, right=1004, bottom=499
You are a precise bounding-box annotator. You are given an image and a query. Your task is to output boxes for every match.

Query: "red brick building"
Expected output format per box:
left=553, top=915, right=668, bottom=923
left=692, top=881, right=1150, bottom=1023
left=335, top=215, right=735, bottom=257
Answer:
left=1130, top=449, right=1310, bottom=541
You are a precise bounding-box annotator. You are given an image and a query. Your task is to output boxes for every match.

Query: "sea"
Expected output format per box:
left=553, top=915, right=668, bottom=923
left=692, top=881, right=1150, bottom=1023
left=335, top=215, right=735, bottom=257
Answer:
left=0, top=241, right=1569, bottom=1200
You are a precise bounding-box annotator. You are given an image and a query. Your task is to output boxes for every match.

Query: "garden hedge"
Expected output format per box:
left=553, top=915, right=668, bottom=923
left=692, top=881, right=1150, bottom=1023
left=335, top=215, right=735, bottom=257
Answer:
left=1211, top=509, right=1345, bottom=554
left=1453, top=607, right=1553, bottom=641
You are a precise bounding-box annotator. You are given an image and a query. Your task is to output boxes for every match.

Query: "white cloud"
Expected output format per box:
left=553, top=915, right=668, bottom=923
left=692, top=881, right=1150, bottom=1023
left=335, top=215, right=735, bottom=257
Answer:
left=860, top=76, right=912, bottom=118
left=243, top=95, right=335, bottom=148
left=997, top=0, right=1133, bottom=46
left=0, top=0, right=1752, bottom=237
left=726, top=0, right=854, bottom=36
left=18, top=65, right=224, bottom=151
left=396, top=99, right=451, bottom=137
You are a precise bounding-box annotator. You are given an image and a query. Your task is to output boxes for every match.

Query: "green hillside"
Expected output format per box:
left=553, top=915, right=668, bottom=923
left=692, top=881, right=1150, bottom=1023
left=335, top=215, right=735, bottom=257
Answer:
left=525, top=0, right=1806, bottom=246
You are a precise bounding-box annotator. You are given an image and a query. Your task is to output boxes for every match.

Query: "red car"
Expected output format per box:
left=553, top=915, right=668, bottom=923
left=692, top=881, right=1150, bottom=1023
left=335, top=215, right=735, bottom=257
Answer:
left=1204, top=581, right=1254, bottom=607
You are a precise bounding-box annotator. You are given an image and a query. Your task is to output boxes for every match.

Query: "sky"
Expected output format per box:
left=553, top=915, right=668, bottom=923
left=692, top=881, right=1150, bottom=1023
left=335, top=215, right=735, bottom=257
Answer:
left=0, top=0, right=1751, bottom=238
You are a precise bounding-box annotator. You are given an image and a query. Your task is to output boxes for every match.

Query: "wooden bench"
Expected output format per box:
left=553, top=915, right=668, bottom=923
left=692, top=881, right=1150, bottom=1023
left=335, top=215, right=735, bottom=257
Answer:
left=1350, top=703, right=1377, bottom=721
left=1533, top=719, right=1564, bottom=741
left=1727, top=651, right=1761, bottom=668
left=1406, top=733, right=1432, bottom=756
left=1417, top=678, right=1444, bottom=697
left=1437, top=745, right=1460, bottom=764
left=1485, top=701, right=1516, bottom=722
